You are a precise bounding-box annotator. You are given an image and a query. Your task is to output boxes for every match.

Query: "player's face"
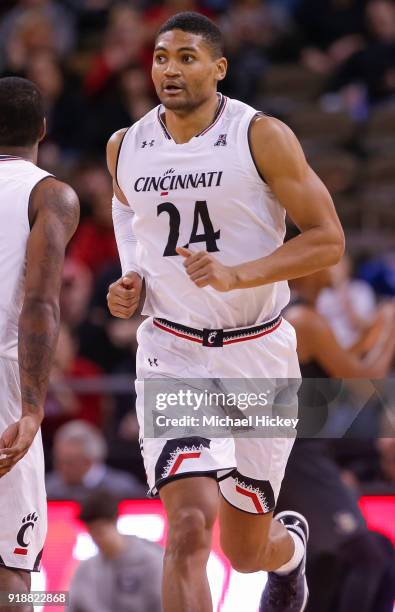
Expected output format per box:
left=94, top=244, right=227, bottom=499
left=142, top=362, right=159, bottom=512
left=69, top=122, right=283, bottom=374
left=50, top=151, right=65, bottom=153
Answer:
left=152, top=29, right=227, bottom=112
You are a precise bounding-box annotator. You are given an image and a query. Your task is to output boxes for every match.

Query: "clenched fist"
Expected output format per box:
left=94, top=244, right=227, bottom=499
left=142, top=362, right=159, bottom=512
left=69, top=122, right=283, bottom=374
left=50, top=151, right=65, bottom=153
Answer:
left=107, top=271, right=143, bottom=318
left=176, top=247, right=237, bottom=292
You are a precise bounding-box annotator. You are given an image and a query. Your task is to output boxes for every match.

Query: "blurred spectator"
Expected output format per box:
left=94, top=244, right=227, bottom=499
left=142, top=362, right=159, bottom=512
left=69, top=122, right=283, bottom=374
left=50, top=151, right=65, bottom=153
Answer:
left=60, top=258, right=93, bottom=329
left=44, top=323, right=107, bottom=433
left=68, top=489, right=163, bottom=612
left=296, top=0, right=365, bottom=75
left=46, top=420, right=146, bottom=500
left=25, top=51, right=86, bottom=167
left=376, top=437, right=395, bottom=486
left=317, top=254, right=376, bottom=348
left=0, top=0, right=75, bottom=73
left=84, top=5, right=145, bottom=97
left=358, top=251, right=395, bottom=296
left=84, top=65, right=156, bottom=152
left=68, top=162, right=118, bottom=275
left=327, top=0, right=395, bottom=109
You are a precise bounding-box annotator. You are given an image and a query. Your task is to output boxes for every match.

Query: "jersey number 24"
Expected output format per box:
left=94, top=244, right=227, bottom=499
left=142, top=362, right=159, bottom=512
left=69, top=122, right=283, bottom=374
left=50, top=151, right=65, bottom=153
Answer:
left=158, top=200, right=220, bottom=256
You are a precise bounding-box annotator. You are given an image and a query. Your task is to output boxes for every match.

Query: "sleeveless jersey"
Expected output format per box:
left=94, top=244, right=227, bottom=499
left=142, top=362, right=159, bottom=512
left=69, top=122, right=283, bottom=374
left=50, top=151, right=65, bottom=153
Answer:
left=117, top=95, right=290, bottom=329
left=0, top=156, right=51, bottom=360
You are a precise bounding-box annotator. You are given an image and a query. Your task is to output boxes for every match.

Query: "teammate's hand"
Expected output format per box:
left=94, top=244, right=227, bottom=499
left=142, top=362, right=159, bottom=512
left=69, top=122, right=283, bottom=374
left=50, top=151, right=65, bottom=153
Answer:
left=0, top=415, right=41, bottom=478
left=176, top=247, right=237, bottom=292
left=107, top=271, right=143, bottom=319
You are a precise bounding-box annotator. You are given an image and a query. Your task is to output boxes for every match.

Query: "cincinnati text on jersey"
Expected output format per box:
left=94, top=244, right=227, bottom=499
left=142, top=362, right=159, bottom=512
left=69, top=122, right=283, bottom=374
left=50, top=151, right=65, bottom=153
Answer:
left=134, top=170, right=223, bottom=193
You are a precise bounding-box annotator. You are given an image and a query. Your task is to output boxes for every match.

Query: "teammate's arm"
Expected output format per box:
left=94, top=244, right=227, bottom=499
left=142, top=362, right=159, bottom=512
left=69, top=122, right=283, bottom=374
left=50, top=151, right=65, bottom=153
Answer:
left=178, top=116, right=345, bottom=291
left=0, top=178, right=79, bottom=477
left=106, top=129, right=143, bottom=319
left=287, top=304, right=395, bottom=378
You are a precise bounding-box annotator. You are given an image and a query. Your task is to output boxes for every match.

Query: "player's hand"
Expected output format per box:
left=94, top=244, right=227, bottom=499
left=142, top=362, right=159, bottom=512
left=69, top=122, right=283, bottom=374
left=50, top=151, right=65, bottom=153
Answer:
left=107, top=271, right=142, bottom=319
left=176, top=247, right=237, bottom=292
left=0, top=415, right=41, bottom=478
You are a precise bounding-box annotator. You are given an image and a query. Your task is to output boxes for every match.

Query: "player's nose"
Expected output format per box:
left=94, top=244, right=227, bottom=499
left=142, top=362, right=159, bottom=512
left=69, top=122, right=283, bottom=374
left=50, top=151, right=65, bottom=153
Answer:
left=163, top=60, right=182, bottom=77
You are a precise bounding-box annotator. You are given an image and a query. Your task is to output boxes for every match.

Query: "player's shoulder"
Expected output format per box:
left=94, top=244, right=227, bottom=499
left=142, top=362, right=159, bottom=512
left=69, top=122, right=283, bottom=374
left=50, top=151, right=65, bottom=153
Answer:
left=250, top=113, right=297, bottom=147
left=107, top=106, right=159, bottom=171
left=29, top=176, right=79, bottom=229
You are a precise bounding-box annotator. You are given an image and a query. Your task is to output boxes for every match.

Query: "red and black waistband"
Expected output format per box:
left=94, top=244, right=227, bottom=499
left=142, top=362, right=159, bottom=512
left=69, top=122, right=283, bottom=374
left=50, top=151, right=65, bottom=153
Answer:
left=153, top=314, right=282, bottom=347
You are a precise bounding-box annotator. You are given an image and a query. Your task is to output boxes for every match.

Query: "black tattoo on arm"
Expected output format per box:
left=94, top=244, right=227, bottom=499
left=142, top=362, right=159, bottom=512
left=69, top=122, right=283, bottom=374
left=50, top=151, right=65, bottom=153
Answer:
left=18, top=178, right=80, bottom=420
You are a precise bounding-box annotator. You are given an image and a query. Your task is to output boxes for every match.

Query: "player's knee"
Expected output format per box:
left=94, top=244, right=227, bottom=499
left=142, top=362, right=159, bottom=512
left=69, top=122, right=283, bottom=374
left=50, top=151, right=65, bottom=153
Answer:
left=166, top=507, right=214, bottom=564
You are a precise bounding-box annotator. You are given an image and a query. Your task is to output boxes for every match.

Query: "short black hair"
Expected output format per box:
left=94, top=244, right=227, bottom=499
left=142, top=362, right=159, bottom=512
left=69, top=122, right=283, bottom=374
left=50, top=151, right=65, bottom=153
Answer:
left=157, top=11, right=224, bottom=58
left=79, top=490, right=120, bottom=524
left=0, top=77, right=45, bottom=147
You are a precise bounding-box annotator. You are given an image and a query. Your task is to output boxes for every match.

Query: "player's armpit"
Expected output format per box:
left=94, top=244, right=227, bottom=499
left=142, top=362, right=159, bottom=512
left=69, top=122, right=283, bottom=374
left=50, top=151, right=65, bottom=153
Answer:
left=19, top=177, right=80, bottom=421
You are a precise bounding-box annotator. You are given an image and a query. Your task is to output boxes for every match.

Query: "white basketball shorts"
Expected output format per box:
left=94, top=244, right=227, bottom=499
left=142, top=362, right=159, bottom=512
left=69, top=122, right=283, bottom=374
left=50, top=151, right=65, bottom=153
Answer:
left=0, top=357, right=47, bottom=571
left=135, top=316, right=300, bottom=515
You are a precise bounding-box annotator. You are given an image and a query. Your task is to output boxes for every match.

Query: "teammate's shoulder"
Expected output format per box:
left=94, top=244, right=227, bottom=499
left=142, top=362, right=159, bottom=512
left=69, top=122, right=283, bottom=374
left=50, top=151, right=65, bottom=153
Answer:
left=30, top=176, right=79, bottom=227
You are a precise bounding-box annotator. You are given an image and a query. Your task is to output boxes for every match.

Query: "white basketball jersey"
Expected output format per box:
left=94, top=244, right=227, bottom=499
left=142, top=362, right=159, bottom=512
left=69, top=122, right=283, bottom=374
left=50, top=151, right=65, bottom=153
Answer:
left=117, top=95, right=290, bottom=329
left=0, top=156, right=50, bottom=360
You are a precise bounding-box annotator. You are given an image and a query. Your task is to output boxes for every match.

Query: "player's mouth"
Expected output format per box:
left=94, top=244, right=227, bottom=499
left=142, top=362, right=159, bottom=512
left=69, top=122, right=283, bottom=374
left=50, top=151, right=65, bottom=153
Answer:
left=162, top=83, right=185, bottom=95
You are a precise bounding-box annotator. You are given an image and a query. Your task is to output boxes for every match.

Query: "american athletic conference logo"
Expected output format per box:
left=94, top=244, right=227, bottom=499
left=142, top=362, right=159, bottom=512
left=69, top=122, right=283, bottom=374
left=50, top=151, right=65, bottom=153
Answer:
left=13, top=512, right=38, bottom=555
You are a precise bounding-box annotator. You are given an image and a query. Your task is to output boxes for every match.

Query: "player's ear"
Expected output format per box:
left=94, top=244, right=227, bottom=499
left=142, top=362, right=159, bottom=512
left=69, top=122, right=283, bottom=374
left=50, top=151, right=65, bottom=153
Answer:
left=215, top=57, right=227, bottom=82
left=39, top=118, right=47, bottom=143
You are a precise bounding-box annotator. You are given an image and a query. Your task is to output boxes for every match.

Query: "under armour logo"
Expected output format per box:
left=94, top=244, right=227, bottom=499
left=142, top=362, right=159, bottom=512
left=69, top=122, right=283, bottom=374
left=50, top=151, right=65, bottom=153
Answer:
left=141, top=140, right=155, bottom=148
left=148, top=358, right=158, bottom=366
left=214, top=134, right=227, bottom=147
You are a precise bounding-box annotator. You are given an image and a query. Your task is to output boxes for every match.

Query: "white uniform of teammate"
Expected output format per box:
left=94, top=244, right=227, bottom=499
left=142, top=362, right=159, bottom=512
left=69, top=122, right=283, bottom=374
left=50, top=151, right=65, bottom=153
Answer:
left=117, top=96, right=300, bottom=514
left=0, top=155, right=49, bottom=570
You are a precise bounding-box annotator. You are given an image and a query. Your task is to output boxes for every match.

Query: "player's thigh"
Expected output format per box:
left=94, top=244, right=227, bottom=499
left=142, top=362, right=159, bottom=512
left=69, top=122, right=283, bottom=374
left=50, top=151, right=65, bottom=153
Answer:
left=0, top=566, right=31, bottom=612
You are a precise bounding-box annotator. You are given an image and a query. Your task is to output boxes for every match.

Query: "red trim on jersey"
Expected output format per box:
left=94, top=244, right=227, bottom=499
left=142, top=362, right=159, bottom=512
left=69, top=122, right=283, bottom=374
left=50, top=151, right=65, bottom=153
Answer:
left=153, top=320, right=202, bottom=343
left=198, top=95, right=227, bottom=136
left=157, top=94, right=227, bottom=140
left=235, top=485, right=264, bottom=513
left=153, top=317, right=282, bottom=345
left=13, top=548, right=28, bottom=555
left=169, top=452, right=202, bottom=475
left=222, top=318, right=282, bottom=344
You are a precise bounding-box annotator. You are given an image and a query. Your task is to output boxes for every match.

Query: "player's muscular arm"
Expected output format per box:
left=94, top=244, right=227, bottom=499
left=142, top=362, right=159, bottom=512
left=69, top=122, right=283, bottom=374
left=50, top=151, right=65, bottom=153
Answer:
left=106, top=129, right=143, bottom=319
left=19, top=178, right=79, bottom=417
left=0, top=178, right=79, bottom=477
left=232, top=117, right=345, bottom=289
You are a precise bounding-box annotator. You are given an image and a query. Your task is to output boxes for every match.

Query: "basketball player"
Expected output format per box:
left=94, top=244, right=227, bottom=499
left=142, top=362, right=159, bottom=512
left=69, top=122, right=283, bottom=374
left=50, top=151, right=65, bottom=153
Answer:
left=106, top=13, right=345, bottom=612
left=0, top=77, right=79, bottom=610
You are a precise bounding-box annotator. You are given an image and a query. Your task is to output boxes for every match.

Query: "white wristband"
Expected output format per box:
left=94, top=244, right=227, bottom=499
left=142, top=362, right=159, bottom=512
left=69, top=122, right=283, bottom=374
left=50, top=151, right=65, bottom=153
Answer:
left=112, top=195, right=143, bottom=278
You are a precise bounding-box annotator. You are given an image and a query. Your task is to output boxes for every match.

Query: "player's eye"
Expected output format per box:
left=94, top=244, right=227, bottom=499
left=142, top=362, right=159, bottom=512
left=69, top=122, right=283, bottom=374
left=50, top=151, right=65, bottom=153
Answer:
left=155, top=55, right=167, bottom=64
left=182, top=55, right=194, bottom=63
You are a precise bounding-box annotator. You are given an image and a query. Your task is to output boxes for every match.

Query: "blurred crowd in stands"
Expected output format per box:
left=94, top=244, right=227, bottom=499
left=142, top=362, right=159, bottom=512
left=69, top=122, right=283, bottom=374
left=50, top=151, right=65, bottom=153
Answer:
left=1, top=0, right=395, bottom=501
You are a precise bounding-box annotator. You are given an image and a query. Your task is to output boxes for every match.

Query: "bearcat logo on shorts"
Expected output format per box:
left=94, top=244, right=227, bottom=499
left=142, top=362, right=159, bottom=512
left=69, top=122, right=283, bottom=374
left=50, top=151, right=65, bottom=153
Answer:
left=13, top=512, right=38, bottom=555
left=233, top=471, right=275, bottom=514
left=134, top=170, right=223, bottom=193
left=155, top=437, right=211, bottom=482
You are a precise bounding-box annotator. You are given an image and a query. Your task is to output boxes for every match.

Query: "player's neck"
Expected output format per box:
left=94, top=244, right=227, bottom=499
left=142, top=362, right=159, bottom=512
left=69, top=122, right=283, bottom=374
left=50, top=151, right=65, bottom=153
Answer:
left=163, top=93, right=221, bottom=144
left=0, top=145, right=37, bottom=164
